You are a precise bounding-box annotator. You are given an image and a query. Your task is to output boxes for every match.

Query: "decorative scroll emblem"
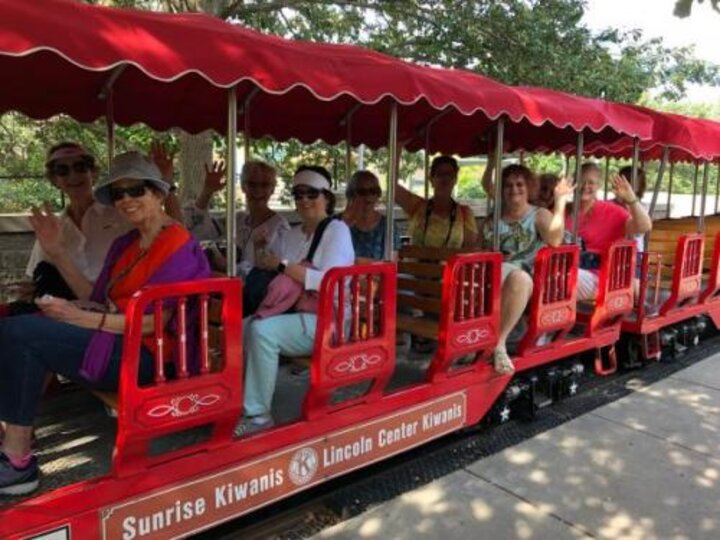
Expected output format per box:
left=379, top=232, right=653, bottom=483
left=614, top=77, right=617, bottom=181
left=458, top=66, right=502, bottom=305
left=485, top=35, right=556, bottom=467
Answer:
left=540, top=308, right=570, bottom=327
left=288, top=447, right=318, bottom=486
left=608, top=295, right=629, bottom=311
left=680, top=280, right=699, bottom=294
left=455, top=328, right=490, bottom=345
left=333, top=353, right=383, bottom=374
left=147, top=393, right=221, bottom=418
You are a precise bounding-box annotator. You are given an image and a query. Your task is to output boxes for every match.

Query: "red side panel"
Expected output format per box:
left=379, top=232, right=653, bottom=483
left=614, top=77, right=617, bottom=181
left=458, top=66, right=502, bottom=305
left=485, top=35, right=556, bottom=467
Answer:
left=303, top=262, right=397, bottom=421
left=587, top=240, right=636, bottom=337
left=113, top=277, right=243, bottom=477
left=518, top=245, right=579, bottom=355
left=660, top=233, right=704, bottom=315
left=429, top=252, right=502, bottom=380
left=701, top=231, right=720, bottom=305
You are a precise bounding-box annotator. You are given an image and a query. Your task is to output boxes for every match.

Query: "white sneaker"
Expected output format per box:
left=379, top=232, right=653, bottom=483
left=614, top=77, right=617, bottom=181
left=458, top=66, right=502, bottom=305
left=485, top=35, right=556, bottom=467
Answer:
left=234, top=414, right=274, bottom=437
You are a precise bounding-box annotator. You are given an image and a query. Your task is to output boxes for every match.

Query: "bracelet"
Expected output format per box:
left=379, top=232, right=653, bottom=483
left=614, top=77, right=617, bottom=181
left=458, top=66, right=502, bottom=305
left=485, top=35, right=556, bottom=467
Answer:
left=98, top=311, right=107, bottom=331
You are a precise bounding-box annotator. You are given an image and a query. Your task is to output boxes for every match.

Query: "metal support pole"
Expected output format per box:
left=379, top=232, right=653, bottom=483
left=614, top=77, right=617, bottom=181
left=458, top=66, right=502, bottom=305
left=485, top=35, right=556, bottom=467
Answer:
left=341, top=105, right=359, bottom=187
left=98, top=65, right=126, bottom=165
left=666, top=162, right=675, bottom=219
left=424, top=130, right=431, bottom=200
left=648, top=147, right=669, bottom=218
left=571, top=132, right=585, bottom=238
left=105, top=87, right=115, bottom=166
left=646, top=147, right=669, bottom=252
left=630, top=138, right=640, bottom=192
left=358, top=144, right=365, bottom=170
left=345, top=115, right=353, bottom=186
left=384, top=103, right=398, bottom=261
left=226, top=88, right=239, bottom=277
left=563, top=154, right=570, bottom=178
left=699, top=162, right=710, bottom=232
left=603, top=156, right=610, bottom=200
left=691, top=163, right=700, bottom=216
left=715, top=161, right=720, bottom=214
left=242, top=88, right=259, bottom=165
left=491, top=118, right=505, bottom=251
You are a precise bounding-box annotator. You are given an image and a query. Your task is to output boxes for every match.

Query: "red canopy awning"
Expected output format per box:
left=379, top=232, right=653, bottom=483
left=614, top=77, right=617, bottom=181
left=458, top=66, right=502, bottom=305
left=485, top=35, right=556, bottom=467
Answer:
left=583, top=106, right=720, bottom=163
left=0, top=0, right=653, bottom=155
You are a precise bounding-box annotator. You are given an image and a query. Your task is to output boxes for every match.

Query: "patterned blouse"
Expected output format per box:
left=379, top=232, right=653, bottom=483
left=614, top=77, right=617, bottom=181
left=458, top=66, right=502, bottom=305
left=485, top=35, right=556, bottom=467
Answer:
left=350, top=215, right=400, bottom=260
left=483, top=206, right=544, bottom=272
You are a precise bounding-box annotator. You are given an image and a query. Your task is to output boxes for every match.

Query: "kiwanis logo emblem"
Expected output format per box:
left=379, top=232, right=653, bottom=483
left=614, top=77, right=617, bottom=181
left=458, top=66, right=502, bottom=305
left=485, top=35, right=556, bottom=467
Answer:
left=288, top=447, right=318, bottom=486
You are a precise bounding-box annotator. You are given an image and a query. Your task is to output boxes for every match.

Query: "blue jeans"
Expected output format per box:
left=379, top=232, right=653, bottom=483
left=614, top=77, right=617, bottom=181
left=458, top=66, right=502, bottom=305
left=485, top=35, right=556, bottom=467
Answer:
left=243, top=313, right=316, bottom=417
left=0, top=314, right=153, bottom=426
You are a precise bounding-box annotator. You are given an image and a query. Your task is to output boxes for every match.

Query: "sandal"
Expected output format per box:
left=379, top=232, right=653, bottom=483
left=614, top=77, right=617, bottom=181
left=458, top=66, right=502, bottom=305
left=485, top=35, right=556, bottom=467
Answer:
left=493, top=349, right=515, bottom=375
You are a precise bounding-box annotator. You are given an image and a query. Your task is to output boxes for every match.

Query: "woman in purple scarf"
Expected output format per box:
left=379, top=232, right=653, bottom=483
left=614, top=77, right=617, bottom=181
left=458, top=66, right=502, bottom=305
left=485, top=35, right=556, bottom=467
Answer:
left=0, top=152, right=210, bottom=496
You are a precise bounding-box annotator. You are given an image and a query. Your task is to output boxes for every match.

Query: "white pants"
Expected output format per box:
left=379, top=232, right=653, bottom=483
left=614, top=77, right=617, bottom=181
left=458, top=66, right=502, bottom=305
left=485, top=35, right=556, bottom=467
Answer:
left=577, top=269, right=599, bottom=301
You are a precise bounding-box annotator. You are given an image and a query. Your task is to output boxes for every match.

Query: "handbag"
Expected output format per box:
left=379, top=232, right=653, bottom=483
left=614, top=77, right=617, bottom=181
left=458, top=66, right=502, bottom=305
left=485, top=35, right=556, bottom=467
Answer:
left=243, top=268, right=280, bottom=317
left=252, top=216, right=338, bottom=318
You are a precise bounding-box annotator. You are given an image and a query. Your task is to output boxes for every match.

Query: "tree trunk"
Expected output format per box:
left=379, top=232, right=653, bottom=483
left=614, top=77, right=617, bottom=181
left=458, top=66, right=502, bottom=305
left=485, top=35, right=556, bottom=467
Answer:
left=174, top=0, right=225, bottom=206
left=177, top=129, right=214, bottom=205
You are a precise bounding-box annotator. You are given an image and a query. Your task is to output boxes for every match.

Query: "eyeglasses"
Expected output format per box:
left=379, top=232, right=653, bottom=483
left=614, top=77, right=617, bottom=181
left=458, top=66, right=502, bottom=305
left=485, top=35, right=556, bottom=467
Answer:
left=292, top=187, right=322, bottom=201
left=51, top=160, right=93, bottom=177
left=109, top=184, right=149, bottom=202
left=355, top=187, right=381, bottom=197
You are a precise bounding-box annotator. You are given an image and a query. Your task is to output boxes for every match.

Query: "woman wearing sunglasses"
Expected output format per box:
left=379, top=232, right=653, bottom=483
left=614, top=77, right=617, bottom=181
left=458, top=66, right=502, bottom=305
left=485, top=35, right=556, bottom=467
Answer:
left=481, top=165, right=573, bottom=375
left=395, top=155, right=477, bottom=249
left=342, top=170, right=400, bottom=262
left=0, top=152, right=210, bottom=495
left=10, top=143, right=132, bottom=312
left=238, top=165, right=355, bottom=435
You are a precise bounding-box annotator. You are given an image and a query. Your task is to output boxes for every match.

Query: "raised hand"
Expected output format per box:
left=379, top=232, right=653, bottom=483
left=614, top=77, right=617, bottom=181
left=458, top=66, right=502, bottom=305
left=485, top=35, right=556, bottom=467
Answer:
left=553, top=176, right=575, bottom=203
left=203, top=161, right=227, bottom=194
left=610, top=174, right=637, bottom=204
left=28, top=203, right=64, bottom=259
left=149, top=141, right=175, bottom=182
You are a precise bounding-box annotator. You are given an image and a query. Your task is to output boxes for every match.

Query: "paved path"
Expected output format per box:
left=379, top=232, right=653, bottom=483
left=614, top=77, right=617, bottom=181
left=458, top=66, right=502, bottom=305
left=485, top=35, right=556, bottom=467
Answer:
left=311, top=355, right=720, bottom=540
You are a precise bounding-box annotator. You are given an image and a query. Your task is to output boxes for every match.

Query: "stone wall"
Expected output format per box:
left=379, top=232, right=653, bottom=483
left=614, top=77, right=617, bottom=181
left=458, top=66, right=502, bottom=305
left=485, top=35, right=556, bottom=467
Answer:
left=0, top=232, right=34, bottom=301
left=0, top=232, right=34, bottom=281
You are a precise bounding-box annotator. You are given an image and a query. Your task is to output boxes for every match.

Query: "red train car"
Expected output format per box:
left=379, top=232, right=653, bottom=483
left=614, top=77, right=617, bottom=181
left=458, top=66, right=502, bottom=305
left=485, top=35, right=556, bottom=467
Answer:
left=1, top=1, right=720, bottom=539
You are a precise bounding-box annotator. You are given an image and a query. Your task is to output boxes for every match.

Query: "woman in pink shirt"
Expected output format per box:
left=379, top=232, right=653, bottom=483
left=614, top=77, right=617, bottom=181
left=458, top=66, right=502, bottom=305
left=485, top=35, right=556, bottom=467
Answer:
left=567, top=163, right=652, bottom=300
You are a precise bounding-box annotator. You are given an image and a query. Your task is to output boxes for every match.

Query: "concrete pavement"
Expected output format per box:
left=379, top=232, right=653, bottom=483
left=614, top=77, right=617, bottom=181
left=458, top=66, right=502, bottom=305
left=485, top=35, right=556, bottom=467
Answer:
left=311, top=355, right=720, bottom=540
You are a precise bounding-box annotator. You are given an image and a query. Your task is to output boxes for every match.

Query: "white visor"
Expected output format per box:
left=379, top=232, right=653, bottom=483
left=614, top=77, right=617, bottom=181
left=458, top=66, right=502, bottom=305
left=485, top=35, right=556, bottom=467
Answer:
left=293, top=170, right=331, bottom=191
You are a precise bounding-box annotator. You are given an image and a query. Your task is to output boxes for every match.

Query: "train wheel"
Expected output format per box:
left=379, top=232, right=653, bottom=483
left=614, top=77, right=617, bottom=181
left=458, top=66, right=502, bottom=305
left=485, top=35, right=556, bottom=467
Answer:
left=618, top=335, right=644, bottom=370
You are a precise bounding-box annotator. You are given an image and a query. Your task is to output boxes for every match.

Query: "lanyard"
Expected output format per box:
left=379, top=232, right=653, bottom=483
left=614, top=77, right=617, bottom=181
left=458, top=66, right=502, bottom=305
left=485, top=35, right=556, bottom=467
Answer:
left=422, top=198, right=458, bottom=248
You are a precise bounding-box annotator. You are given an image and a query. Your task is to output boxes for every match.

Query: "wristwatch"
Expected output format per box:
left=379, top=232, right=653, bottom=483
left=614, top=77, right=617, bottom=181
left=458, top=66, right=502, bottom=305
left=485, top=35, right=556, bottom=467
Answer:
left=276, top=259, right=289, bottom=273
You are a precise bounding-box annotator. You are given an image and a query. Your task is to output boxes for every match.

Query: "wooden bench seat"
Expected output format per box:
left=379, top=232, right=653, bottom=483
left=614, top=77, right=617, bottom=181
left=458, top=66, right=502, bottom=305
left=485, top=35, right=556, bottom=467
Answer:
left=396, top=245, right=473, bottom=342
left=396, top=314, right=441, bottom=340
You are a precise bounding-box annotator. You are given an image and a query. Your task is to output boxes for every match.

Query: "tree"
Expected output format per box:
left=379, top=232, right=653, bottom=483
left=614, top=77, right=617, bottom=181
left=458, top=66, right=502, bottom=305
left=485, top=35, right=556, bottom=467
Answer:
left=2, top=0, right=718, bottom=211
left=90, top=0, right=718, bottom=102
left=674, top=0, right=720, bottom=17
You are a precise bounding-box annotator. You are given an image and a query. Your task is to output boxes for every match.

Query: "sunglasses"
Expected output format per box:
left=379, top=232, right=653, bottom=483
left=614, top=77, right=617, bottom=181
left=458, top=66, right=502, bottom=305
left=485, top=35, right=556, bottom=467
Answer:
left=51, top=159, right=93, bottom=177
left=355, top=187, right=381, bottom=197
left=109, top=184, right=149, bottom=202
left=292, top=187, right=322, bottom=201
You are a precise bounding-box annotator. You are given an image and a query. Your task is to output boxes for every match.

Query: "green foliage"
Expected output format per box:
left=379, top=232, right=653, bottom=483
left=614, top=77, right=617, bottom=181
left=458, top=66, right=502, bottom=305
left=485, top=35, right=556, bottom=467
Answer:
left=1, top=0, right=718, bottom=212
left=456, top=164, right=486, bottom=200
left=674, top=0, right=720, bottom=17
